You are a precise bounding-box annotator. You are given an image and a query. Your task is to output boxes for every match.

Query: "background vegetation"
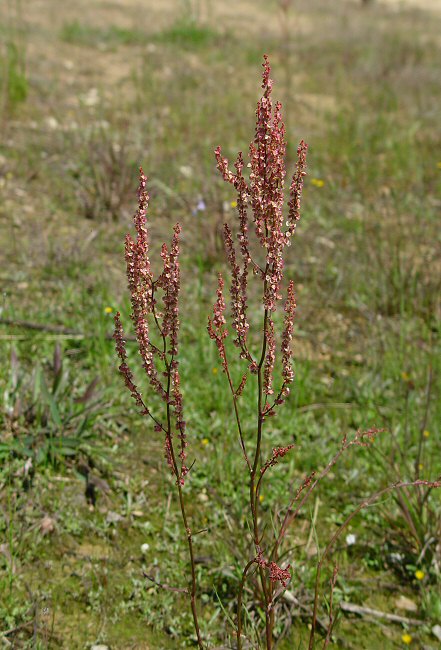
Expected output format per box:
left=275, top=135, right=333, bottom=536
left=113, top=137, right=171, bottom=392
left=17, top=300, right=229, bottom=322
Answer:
left=0, top=0, right=440, bottom=647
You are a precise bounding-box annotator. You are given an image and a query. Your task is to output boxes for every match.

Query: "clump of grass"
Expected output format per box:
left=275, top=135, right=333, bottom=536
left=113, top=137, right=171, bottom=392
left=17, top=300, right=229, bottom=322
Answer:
left=153, top=19, right=220, bottom=49
left=60, top=21, right=146, bottom=47
left=72, top=129, right=138, bottom=222
left=61, top=18, right=219, bottom=51
left=0, top=1, right=27, bottom=117
left=1, top=343, right=109, bottom=470
left=1, top=42, right=27, bottom=109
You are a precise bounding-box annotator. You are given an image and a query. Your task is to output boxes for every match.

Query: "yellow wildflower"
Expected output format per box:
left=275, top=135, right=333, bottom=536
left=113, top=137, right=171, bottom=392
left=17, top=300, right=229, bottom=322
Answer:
left=401, top=371, right=410, bottom=381
left=202, top=438, right=209, bottom=446
left=104, top=306, right=113, bottom=314
left=418, top=464, right=423, bottom=471
left=415, top=570, right=425, bottom=581
left=230, top=200, right=237, bottom=208
left=423, top=430, right=430, bottom=438
left=311, top=178, right=325, bottom=188
left=212, top=367, right=218, bottom=375
left=259, top=495, right=264, bottom=503
left=401, top=633, right=412, bottom=645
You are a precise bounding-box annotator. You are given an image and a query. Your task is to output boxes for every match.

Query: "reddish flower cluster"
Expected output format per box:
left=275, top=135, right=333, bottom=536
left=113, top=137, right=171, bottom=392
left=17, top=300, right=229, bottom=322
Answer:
left=261, top=445, right=295, bottom=473
left=281, top=280, right=296, bottom=385
left=212, top=273, right=227, bottom=330
left=114, top=169, right=188, bottom=484
left=114, top=311, right=148, bottom=415
left=235, top=373, right=248, bottom=397
left=223, top=223, right=250, bottom=355
left=264, top=318, right=276, bottom=395
left=207, top=274, right=229, bottom=372
left=268, top=562, right=291, bottom=588
left=286, top=141, right=308, bottom=245
left=158, top=224, right=181, bottom=356
left=256, top=546, right=291, bottom=588
left=214, top=55, right=307, bottom=395
left=346, top=427, right=383, bottom=448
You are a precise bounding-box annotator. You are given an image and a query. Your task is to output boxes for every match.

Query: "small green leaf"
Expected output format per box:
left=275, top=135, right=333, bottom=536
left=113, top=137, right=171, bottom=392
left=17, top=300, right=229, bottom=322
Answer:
left=40, top=373, right=63, bottom=429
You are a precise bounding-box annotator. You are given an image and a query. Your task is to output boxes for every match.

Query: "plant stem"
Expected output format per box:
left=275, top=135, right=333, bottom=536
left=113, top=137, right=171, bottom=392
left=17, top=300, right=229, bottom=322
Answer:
left=236, top=558, right=256, bottom=649
left=249, top=302, right=273, bottom=648
left=176, top=481, right=204, bottom=649
left=223, top=348, right=251, bottom=471
left=415, top=360, right=433, bottom=489
left=159, top=304, right=204, bottom=649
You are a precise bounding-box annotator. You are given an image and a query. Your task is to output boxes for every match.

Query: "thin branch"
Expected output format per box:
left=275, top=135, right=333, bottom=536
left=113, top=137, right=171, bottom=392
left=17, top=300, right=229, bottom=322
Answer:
left=0, top=317, right=134, bottom=340
left=143, top=572, right=188, bottom=594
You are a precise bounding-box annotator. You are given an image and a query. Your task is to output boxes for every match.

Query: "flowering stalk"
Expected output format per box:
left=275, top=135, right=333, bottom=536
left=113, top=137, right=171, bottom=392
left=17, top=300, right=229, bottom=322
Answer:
left=213, top=55, right=308, bottom=648
left=114, top=170, right=203, bottom=649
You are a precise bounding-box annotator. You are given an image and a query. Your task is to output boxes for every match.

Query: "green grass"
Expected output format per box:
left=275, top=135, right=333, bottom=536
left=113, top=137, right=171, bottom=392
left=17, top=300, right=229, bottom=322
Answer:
left=1, top=0, right=441, bottom=647
left=60, top=19, right=220, bottom=50
left=153, top=19, right=220, bottom=48
left=0, top=13, right=28, bottom=117
left=1, top=42, right=27, bottom=106
left=60, top=21, right=147, bottom=47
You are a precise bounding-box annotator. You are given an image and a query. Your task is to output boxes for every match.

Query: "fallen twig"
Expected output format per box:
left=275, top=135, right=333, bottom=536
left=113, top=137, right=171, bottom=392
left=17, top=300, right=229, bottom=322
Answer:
left=340, top=601, right=424, bottom=626
left=0, top=317, right=136, bottom=341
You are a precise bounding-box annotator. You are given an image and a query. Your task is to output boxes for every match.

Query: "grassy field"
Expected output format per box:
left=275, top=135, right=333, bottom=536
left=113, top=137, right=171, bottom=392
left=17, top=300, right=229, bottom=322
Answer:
left=1, top=0, right=441, bottom=647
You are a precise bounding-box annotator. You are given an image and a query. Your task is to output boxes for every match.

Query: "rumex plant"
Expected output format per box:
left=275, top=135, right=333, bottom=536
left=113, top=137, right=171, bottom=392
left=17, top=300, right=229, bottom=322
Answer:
left=114, top=57, right=440, bottom=649
left=113, top=176, right=203, bottom=645
left=209, top=55, right=308, bottom=647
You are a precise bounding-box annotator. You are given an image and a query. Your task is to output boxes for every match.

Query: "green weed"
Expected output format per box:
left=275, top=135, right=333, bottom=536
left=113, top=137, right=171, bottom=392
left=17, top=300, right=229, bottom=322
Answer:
left=60, top=21, right=146, bottom=48
left=153, top=19, right=220, bottom=49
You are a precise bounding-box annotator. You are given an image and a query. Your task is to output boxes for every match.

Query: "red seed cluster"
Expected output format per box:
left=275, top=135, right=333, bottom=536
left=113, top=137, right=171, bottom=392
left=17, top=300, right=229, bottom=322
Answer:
left=255, top=546, right=291, bottom=588
left=281, top=280, right=296, bottom=384
left=261, top=445, right=296, bottom=474
left=207, top=274, right=229, bottom=372
left=263, top=319, right=276, bottom=395
left=114, top=311, right=149, bottom=415
left=268, top=561, right=291, bottom=588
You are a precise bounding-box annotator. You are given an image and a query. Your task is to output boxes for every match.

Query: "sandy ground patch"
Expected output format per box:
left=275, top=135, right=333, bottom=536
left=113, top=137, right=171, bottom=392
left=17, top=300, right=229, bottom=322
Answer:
left=360, top=0, right=441, bottom=10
